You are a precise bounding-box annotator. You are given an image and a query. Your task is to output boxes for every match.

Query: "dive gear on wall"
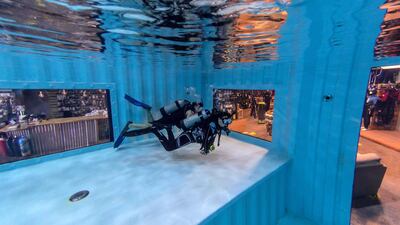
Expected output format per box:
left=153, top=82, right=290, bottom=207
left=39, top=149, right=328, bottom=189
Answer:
left=114, top=94, right=232, bottom=154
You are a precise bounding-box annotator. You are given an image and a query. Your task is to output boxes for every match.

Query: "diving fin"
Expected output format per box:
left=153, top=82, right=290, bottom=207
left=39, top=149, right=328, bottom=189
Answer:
left=128, top=123, right=152, bottom=129
left=124, top=94, right=154, bottom=123
left=114, top=121, right=132, bottom=148
left=124, top=94, right=152, bottom=110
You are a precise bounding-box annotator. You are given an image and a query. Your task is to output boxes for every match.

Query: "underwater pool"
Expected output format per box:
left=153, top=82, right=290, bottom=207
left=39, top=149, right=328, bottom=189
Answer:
left=0, top=1, right=293, bottom=224
left=0, top=0, right=395, bottom=224
left=0, top=136, right=288, bottom=225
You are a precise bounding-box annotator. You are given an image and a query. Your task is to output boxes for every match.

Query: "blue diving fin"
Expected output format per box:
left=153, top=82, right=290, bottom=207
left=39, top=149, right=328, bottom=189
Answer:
left=124, top=94, right=152, bottom=110
left=114, top=121, right=132, bottom=148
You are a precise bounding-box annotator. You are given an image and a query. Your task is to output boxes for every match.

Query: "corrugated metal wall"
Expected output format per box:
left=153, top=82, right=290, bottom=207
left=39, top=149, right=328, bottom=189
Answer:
left=284, top=1, right=385, bottom=224
left=202, top=0, right=390, bottom=225
left=0, top=45, right=204, bottom=136
left=201, top=164, right=288, bottom=225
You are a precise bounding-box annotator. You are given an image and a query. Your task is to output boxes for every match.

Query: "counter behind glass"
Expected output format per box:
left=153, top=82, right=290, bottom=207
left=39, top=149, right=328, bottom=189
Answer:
left=0, top=89, right=113, bottom=164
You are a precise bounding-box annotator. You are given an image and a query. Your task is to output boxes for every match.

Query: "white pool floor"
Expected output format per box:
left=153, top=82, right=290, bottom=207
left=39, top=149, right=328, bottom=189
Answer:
left=0, top=136, right=288, bottom=225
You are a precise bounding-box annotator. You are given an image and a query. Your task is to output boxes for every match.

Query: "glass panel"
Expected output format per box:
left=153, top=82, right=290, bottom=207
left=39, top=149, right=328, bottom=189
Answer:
left=213, top=89, right=274, bottom=141
left=362, top=66, right=400, bottom=130
left=0, top=89, right=113, bottom=164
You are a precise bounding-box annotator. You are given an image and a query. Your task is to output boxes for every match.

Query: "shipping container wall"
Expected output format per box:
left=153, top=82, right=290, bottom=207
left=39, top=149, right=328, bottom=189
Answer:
left=201, top=164, right=289, bottom=225
left=203, top=0, right=391, bottom=224
left=0, top=45, right=204, bottom=140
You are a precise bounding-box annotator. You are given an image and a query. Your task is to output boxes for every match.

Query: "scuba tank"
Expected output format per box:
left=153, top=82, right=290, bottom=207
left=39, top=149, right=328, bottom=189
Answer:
left=152, top=100, right=191, bottom=121
left=160, top=100, right=190, bottom=117
left=18, top=135, right=32, bottom=157
left=181, top=110, right=210, bottom=130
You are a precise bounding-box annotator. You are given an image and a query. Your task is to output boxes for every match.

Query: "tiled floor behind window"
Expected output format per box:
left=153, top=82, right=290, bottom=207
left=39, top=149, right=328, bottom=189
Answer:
left=351, top=137, right=400, bottom=225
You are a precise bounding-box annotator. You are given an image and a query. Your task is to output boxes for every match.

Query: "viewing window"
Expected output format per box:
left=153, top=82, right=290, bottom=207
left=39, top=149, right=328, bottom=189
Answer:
left=0, top=89, right=113, bottom=164
left=213, top=89, right=275, bottom=141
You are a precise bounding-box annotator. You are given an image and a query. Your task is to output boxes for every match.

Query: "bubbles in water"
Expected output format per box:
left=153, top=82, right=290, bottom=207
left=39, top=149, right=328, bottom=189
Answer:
left=185, top=87, right=202, bottom=102
left=185, top=87, right=197, bottom=96
left=209, top=85, right=216, bottom=94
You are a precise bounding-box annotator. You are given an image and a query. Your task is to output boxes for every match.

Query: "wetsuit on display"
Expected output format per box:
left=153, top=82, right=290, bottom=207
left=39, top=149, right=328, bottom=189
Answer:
left=363, top=102, right=372, bottom=129
left=250, top=96, right=256, bottom=119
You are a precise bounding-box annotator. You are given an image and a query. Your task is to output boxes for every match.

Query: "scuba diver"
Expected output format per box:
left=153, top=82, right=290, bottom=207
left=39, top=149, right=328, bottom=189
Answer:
left=114, top=94, right=233, bottom=155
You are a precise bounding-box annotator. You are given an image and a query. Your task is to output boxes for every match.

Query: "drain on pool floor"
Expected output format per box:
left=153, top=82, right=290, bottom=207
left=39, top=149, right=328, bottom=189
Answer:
left=69, top=190, right=89, bottom=202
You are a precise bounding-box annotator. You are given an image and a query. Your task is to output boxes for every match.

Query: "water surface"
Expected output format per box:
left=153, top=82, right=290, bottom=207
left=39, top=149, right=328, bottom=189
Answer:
left=0, top=0, right=290, bottom=67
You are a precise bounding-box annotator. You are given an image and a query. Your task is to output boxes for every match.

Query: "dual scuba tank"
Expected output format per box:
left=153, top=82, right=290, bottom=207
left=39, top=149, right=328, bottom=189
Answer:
left=160, top=100, right=190, bottom=117
left=152, top=99, right=210, bottom=130
left=152, top=100, right=191, bottom=122
left=181, top=110, right=210, bottom=130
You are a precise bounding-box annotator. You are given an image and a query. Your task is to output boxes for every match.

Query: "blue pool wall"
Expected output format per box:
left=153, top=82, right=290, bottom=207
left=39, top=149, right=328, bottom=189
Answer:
left=201, top=0, right=395, bottom=224
left=0, top=0, right=399, bottom=225
left=201, top=163, right=289, bottom=225
left=282, top=0, right=395, bottom=224
left=0, top=45, right=204, bottom=140
left=0, top=43, right=205, bottom=169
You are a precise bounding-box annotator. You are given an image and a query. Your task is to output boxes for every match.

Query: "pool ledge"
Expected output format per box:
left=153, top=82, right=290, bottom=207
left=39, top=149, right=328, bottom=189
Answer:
left=0, top=136, right=289, bottom=225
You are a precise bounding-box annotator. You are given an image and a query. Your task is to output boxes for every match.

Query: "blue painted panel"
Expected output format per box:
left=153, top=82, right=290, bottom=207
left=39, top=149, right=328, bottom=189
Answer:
left=201, top=164, right=288, bottom=225
left=200, top=1, right=393, bottom=225
left=0, top=50, right=203, bottom=138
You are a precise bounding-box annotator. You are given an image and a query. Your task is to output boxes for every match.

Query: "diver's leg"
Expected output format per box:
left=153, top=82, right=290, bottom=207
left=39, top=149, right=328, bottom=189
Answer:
left=152, top=129, right=177, bottom=151
left=175, top=132, right=195, bottom=148
left=114, top=124, right=157, bottom=148
left=200, top=124, right=218, bottom=154
left=123, top=127, right=155, bottom=137
left=166, top=126, right=175, bottom=141
left=152, top=127, right=195, bottom=151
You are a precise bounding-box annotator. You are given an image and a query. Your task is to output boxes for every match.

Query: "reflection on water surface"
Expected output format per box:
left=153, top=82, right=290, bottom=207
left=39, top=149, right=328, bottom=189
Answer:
left=375, top=0, right=400, bottom=59
left=0, top=0, right=290, bottom=67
